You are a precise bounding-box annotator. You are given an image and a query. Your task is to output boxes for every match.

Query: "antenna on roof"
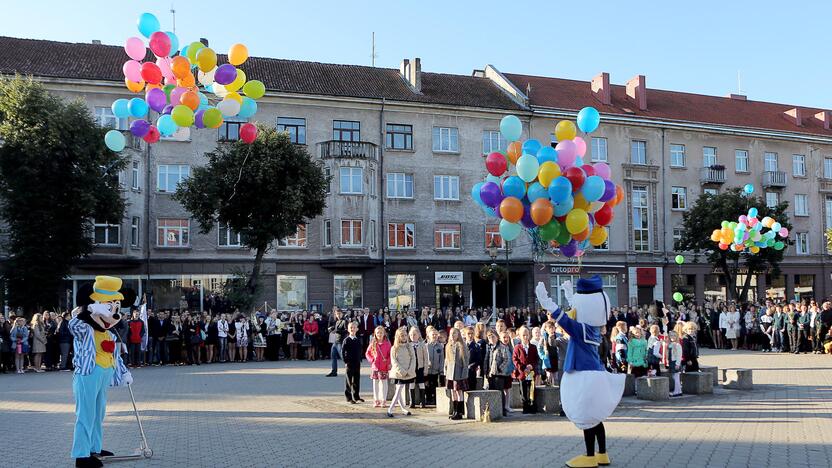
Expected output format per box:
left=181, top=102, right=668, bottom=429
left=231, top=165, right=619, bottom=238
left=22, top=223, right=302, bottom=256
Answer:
left=170, top=2, right=176, bottom=33
left=737, top=70, right=743, bottom=95
left=371, top=32, right=378, bottom=67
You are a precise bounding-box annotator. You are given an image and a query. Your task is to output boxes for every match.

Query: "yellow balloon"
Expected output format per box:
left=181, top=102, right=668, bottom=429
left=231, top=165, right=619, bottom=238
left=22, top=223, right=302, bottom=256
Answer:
left=589, top=226, right=608, bottom=246
left=750, top=246, right=760, bottom=254
left=555, top=120, right=577, bottom=141
left=196, top=47, right=217, bottom=73
left=226, top=91, right=243, bottom=104
left=537, top=162, right=561, bottom=187
left=228, top=43, right=249, bottom=66
left=565, top=208, right=589, bottom=234
left=573, top=193, right=590, bottom=211
left=224, top=68, right=246, bottom=93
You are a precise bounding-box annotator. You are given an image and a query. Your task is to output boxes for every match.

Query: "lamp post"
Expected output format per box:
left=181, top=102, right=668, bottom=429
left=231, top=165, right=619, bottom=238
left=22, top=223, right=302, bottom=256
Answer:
left=488, top=239, right=498, bottom=323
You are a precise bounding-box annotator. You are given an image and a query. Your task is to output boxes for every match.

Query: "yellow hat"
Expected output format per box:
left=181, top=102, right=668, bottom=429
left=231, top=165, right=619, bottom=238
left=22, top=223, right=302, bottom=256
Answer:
left=89, top=276, right=125, bottom=302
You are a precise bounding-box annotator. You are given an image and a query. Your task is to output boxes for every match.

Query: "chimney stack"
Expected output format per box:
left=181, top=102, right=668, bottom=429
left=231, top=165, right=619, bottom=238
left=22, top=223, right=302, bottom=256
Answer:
left=591, top=72, right=611, bottom=105
left=784, top=108, right=802, bottom=127
left=728, top=94, right=747, bottom=101
left=91, top=40, right=101, bottom=45
left=199, top=38, right=209, bottom=47
left=399, top=58, right=421, bottom=93
left=814, top=110, right=831, bottom=130
left=625, top=75, right=647, bottom=111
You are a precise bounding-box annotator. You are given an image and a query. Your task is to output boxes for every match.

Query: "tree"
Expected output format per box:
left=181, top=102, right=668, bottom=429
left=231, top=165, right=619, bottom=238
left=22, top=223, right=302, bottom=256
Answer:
left=827, top=228, right=832, bottom=253
left=676, top=188, right=791, bottom=302
left=175, top=127, right=328, bottom=303
left=0, top=77, right=125, bottom=313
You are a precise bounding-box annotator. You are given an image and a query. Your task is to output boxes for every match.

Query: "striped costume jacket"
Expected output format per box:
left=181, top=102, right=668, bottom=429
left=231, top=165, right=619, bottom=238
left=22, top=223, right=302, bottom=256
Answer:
left=69, top=314, right=133, bottom=387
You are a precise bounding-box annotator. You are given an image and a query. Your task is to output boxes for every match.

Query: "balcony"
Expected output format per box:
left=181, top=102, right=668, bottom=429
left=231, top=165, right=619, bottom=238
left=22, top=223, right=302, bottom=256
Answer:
left=761, top=170, right=787, bottom=189
left=819, top=178, right=832, bottom=193
left=700, top=166, right=726, bottom=185
left=319, top=140, right=378, bottom=160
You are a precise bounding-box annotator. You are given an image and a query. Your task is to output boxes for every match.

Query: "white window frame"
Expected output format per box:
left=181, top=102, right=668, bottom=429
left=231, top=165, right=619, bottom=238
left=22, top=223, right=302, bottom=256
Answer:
left=703, top=188, right=718, bottom=196
left=672, top=227, right=684, bottom=247
left=765, top=192, right=779, bottom=209
left=796, top=232, right=809, bottom=255
left=482, top=130, right=507, bottom=154
left=386, top=173, right=414, bottom=199
left=157, top=164, right=190, bottom=193
left=735, top=150, right=749, bottom=173
left=157, top=218, right=190, bottom=247
left=671, top=186, right=687, bottom=210
left=279, top=224, right=307, bottom=248
left=369, top=169, right=376, bottom=196
left=485, top=225, right=505, bottom=249
left=387, top=222, right=415, bottom=249
left=792, top=154, right=806, bottom=177
left=131, top=161, right=140, bottom=190
left=703, top=146, right=717, bottom=167
left=340, top=219, right=363, bottom=247
left=434, top=223, right=461, bottom=250
left=631, top=140, right=647, bottom=165
left=764, top=152, right=779, bottom=172
left=323, top=219, right=332, bottom=247
left=591, top=137, right=608, bottom=162
left=434, top=175, right=460, bottom=201
left=218, top=222, right=244, bottom=247
left=794, top=194, right=809, bottom=217
left=632, top=185, right=649, bottom=252
left=95, top=107, right=127, bottom=130
left=825, top=158, right=832, bottom=179
left=93, top=219, right=120, bottom=246
left=130, top=216, right=140, bottom=247
left=339, top=167, right=363, bottom=194
left=324, top=166, right=331, bottom=195
left=369, top=220, right=377, bottom=250
left=670, top=144, right=685, bottom=168
left=433, top=127, right=459, bottom=153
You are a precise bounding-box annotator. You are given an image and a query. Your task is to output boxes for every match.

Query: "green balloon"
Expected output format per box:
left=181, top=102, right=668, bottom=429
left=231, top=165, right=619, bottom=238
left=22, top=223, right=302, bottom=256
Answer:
left=242, top=80, right=266, bottom=100
left=555, top=222, right=572, bottom=245
left=539, top=220, right=561, bottom=241
left=186, top=41, right=205, bottom=64
left=171, top=105, right=194, bottom=127
left=673, top=292, right=684, bottom=302
left=674, top=255, right=684, bottom=265
left=163, top=84, right=175, bottom=101
left=774, top=241, right=784, bottom=250
left=201, top=107, right=222, bottom=129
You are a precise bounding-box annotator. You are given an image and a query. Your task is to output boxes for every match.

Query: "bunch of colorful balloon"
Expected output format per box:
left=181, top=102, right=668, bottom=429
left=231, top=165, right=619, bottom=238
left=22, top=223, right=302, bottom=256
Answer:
left=710, top=207, right=789, bottom=253
left=471, top=107, right=624, bottom=258
left=103, top=12, right=263, bottom=153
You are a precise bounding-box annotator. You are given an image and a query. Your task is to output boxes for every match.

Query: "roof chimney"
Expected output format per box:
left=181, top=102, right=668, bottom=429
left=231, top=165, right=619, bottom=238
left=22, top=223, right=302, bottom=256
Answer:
left=591, top=72, right=611, bottom=105
left=784, top=108, right=802, bottom=127
left=199, top=38, right=209, bottom=47
left=399, top=58, right=421, bottom=93
left=814, top=111, right=831, bottom=130
left=728, top=94, right=747, bottom=101
left=625, top=75, right=647, bottom=111
left=91, top=40, right=101, bottom=45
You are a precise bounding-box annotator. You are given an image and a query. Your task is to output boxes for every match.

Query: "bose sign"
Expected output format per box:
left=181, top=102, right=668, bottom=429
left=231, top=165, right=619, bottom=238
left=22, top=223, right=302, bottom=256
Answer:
left=434, top=272, right=463, bottom=285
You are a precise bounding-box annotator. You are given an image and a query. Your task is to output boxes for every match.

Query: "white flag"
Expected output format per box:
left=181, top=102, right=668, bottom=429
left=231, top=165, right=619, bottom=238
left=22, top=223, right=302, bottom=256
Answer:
left=139, top=303, right=148, bottom=352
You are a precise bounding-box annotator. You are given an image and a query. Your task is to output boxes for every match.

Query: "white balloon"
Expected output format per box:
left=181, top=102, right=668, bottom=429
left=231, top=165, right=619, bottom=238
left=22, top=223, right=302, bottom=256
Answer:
left=198, top=68, right=215, bottom=86
left=212, top=83, right=228, bottom=98
left=217, top=98, right=241, bottom=117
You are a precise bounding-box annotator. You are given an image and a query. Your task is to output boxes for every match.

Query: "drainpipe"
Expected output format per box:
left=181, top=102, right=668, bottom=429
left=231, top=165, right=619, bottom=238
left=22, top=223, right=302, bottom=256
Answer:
left=660, top=128, right=667, bottom=299
left=379, top=98, right=387, bottom=308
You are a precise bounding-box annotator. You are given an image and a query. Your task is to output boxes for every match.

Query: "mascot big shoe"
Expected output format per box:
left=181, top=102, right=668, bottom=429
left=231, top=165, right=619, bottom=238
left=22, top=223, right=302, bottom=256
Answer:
left=69, top=276, right=135, bottom=468
left=536, top=277, right=625, bottom=468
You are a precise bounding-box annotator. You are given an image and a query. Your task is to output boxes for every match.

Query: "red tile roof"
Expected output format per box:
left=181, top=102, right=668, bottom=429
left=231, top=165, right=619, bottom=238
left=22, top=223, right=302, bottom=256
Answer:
left=504, top=73, right=832, bottom=138
left=0, top=36, right=524, bottom=111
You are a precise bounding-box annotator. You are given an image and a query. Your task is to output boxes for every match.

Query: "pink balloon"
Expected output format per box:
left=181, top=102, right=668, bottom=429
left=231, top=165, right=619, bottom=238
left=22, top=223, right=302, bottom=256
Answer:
left=574, top=136, right=587, bottom=157
left=149, top=31, right=171, bottom=57
left=169, top=87, right=187, bottom=106
left=122, top=60, right=143, bottom=82
left=124, top=37, right=146, bottom=61
left=779, top=227, right=789, bottom=237
left=156, top=57, right=175, bottom=81
left=555, top=140, right=577, bottom=168
left=593, top=162, right=611, bottom=180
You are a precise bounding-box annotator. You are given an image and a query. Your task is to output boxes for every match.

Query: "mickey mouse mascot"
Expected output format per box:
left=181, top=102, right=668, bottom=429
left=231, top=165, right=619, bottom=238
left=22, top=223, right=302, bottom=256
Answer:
left=69, top=276, right=135, bottom=468
left=536, top=277, right=625, bottom=468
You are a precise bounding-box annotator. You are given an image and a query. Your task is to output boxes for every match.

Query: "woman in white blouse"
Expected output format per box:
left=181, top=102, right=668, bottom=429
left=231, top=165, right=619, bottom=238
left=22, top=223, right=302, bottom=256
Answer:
left=724, top=305, right=740, bottom=350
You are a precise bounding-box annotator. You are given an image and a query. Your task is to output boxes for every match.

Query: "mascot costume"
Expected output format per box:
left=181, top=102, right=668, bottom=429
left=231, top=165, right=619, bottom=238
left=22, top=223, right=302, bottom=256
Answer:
left=69, top=276, right=135, bottom=468
left=536, top=276, right=625, bottom=468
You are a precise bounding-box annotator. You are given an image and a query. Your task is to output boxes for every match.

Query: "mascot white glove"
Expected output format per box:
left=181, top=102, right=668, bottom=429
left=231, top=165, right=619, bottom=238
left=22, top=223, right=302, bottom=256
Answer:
left=535, top=282, right=558, bottom=313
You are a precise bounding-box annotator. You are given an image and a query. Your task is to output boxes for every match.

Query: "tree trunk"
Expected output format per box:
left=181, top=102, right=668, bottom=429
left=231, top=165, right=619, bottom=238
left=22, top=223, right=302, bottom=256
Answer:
left=246, top=245, right=266, bottom=302
left=738, top=271, right=755, bottom=303
left=717, top=254, right=737, bottom=302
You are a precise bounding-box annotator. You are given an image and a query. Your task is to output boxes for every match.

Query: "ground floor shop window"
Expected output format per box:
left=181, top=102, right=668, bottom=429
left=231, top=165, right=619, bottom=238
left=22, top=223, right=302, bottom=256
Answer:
left=436, top=284, right=463, bottom=309
left=276, top=275, right=307, bottom=311
left=550, top=274, right=617, bottom=308
left=704, top=274, right=726, bottom=303
left=766, top=275, right=785, bottom=301
left=388, top=274, right=415, bottom=311
left=334, top=274, right=362, bottom=309
left=735, top=274, right=758, bottom=303
left=671, top=274, right=695, bottom=302
left=795, top=275, right=814, bottom=302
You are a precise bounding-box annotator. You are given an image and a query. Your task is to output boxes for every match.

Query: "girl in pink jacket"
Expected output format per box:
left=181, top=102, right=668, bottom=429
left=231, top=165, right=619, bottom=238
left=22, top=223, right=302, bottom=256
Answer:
left=365, top=326, right=392, bottom=407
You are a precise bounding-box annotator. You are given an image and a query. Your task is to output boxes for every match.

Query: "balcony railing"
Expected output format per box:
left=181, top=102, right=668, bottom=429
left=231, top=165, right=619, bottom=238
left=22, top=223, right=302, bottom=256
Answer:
left=700, top=167, right=726, bottom=184
left=319, top=140, right=378, bottom=160
left=761, top=170, right=787, bottom=188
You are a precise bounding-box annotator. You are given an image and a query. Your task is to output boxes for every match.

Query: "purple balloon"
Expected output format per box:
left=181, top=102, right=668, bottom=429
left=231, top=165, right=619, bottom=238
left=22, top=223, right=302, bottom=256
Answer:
left=560, top=240, right=578, bottom=257
left=146, top=88, right=167, bottom=112
left=214, top=64, right=237, bottom=85
left=521, top=208, right=536, bottom=228
left=599, top=180, right=616, bottom=202
left=194, top=109, right=206, bottom=129
left=162, top=104, right=173, bottom=115
left=480, top=182, right=502, bottom=208
left=130, top=119, right=151, bottom=138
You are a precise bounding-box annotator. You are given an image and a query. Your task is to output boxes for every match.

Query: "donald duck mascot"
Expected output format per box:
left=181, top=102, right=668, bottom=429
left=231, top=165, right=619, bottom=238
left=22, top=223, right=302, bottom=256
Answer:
left=536, top=276, right=625, bottom=468
left=68, top=276, right=134, bottom=468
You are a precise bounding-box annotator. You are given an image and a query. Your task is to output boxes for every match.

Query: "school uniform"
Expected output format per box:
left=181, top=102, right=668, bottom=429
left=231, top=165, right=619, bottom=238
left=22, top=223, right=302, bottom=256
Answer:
left=342, top=334, right=362, bottom=402
left=512, top=342, right=539, bottom=414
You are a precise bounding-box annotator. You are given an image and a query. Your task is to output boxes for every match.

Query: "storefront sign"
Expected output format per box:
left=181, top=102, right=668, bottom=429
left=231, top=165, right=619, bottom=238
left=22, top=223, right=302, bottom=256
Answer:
left=550, top=264, right=625, bottom=274
left=435, top=271, right=463, bottom=284
left=636, top=268, right=656, bottom=286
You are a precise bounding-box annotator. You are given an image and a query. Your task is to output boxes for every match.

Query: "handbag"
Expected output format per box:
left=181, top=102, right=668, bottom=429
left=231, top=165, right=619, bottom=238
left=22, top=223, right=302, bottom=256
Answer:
left=301, top=334, right=311, bottom=347
left=328, top=332, right=338, bottom=344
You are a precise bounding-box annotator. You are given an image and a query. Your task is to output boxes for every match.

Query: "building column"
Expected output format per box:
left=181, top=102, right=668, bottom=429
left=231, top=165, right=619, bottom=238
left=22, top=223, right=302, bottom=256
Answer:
left=785, top=274, right=795, bottom=302
left=695, top=273, right=705, bottom=305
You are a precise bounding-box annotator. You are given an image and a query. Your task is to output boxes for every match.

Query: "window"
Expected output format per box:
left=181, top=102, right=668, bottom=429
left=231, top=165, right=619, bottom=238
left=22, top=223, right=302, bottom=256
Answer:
left=157, top=218, right=189, bottom=247
left=796, top=232, right=809, bottom=255
left=95, top=107, right=127, bottom=130
left=386, top=124, right=413, bottom=150
left=131, top=161, right=140, bottom=190
left=825, top=158, right=832, bottom=179
left=735, top=150, right=749, bottom=172
left=826, top=196, right=832, bottom=230
left=388, top=223, right=415, bottom=249
left=482, top=130, right=507, bottom=154
left=765, top=192, right=779, bottom=208
left=340, top=219, right=362, bottom=246
left=277, top=117, right=306, bottom=144
left=671, top=186, right=687, bottom=210
left=334, top=274, right=362, bottom=308
left=703, top=188, right=718, bottom=196
left=591, top=137, right=608, bottom=162
left=670, top=144, right=685, bottom=167
left=333, top=120, right=360, bottom=141
left=369, top=220, right=376, bottom=250
left=386, top=173, right=413, bottom=198
left=279, top=224, right=307, bottom=248
left=434, top=223, right=461, bottom=250
left=764, top=152, right=778, bottom=172
left=632, top=185, right=649, bottom=251
left=792, top=154, right=806, bottom=177
left=324, top=166, right=331, bottom=194
left=130, top=217, right=140, bottom=247
left=485, top=224, right=504, bottom=249
left=369, top=169, right=376, bottom=196
left=673, top=227, right=684, bottom=248
left=630, top=140, right=646, bottom=165
left=93, top=219, right=120, bottom=246
left=339, top=167, right=363, bottom=194
left=323, top=219, right=332, bottom=247
left=795, top=194, right=808, bottom=216
left=703, top=147, right=717, bottom=167
left=433, top=127, right=459, bottom=152
left=218, top=222, right=244, bottom=247
left=434, top=175, right=460, bottom=201
left=276, top=275, right=307, bottom=310
left=388, top=274, right=416, bottom=310
left=157, top=165, right=190, bottom=192
left=551, top=274, right=618, bottom=308
left=218, top=117, right=246, bottom=141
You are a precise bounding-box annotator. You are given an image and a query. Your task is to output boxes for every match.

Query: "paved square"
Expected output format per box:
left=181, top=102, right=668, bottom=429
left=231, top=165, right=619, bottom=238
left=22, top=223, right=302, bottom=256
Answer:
left=1, top=349, right=830, bottom=467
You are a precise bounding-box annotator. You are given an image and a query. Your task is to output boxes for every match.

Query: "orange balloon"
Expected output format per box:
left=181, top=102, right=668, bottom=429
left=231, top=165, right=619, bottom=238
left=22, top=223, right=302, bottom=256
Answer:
left=171, top=56, right=191, bottom=79
left=572, top=227, right=590, bottom=242
left=180, top=91, right=200, bottom=111
left=507, top=141, right=522, bottom=165
left=177, top=73, right=196, bottom=89
left=608, top=185, right=624, bottom=207
left=499, top=197, right=524, bottom=223
left=530, top=199, right=554, bottom=226
left=124, top=78, right=145, bottom=93
left=145, top=82, right=162, bottom=91
left=573, top=193, right=590, bottom=211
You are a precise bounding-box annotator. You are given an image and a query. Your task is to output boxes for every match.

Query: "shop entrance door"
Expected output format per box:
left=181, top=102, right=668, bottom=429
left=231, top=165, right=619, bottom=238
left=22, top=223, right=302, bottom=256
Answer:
left=637, top=286, right=654, bottom=305
left=436, top=284, right=463, bottom=309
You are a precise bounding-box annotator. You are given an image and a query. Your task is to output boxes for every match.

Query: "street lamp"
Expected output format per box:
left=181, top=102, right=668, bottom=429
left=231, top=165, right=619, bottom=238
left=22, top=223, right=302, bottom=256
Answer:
left=488, top=239, right=498, bottom=322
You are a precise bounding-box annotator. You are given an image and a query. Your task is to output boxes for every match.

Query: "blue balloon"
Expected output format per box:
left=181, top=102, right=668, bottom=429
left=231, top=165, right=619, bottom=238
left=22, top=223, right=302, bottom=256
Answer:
left=522, top=139, right=542, bottom=156
left=527, top=182, right=549, bottom=203
left=748, top=207, right=758, bottom=218
left=553, top=196, right=574, bottom=217
left=537, top=146, right=558, bottom=164
left=581, top=176, right=605, bottom=202
left=104, top=130, right=125, bottom=152
left=197, top=92, right=209, bottom=109
left=181, top=44, right=190, bottom=61
left=157, top=114, right=177, bottom=136
left=502, top=176, right=526, bottom=199
left=165, top=31, right=179, bottom=56
left=237, top=97, right=258, bottom=118
left=548, top=176, right=573, bottom=203
left=743, top=183, right=754, bottom=195
left=576, top=106, right=601, bottom=133
left=575, top=156, right=584, bottom=167
left=471, top=182, right=485, bottom=206
left=137, top=12, right=160, bottom=39
left=128, top=98, right=148, bottom=118
left=500, top=115, right=522, bottom=141
left=482, top=205, right=497, bottom=217
left=111, top=99, right=130, bottom=119
left=499, top=219, right=523, bottom=241
left=485, top=174, right=502, bottom=185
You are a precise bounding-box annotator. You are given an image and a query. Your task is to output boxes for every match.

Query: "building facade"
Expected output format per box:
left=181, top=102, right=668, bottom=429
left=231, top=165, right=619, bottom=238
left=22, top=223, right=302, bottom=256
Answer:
left=0, top=37, right=830, bottom=313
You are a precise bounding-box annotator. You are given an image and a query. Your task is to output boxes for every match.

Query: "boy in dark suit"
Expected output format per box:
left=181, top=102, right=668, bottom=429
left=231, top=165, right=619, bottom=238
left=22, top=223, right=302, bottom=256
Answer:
left=342, top=322, right=364, bottom=403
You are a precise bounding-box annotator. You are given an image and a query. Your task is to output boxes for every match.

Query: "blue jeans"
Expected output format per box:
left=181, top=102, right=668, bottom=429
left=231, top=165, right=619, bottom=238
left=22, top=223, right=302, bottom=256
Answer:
left=330, top=343, right=342, bottom=374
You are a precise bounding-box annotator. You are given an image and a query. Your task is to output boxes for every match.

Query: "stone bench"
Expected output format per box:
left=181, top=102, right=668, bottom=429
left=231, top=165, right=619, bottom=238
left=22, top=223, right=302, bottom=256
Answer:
left=534, top=386, right=560, bottom=414
left=623, top=373, right=636, bottom=396
left=464, top=390, right=503, bottom=421
left=435, top=387, right=453, bottom=415
left=699, top=365, right=719, bottom=386
left=510, top=381, right=523, bottom=408
left=681, top=371, right=713, bottom=394
left=723, top=368, right=753, bottom=390
left=636, top=376, right=669, bottom=401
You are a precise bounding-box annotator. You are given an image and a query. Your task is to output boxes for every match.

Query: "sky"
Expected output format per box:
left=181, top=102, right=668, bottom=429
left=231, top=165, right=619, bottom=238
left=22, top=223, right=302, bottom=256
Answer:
left=2, top=0, right=831, bottom=108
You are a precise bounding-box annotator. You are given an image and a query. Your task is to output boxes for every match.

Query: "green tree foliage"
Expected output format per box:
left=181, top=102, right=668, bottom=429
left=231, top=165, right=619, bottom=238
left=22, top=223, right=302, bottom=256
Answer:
left=676, top=187, right=791, bottom=302
left=175, top=127, right=328, bottom=304
left=0, top=77, right=125, bottom=313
